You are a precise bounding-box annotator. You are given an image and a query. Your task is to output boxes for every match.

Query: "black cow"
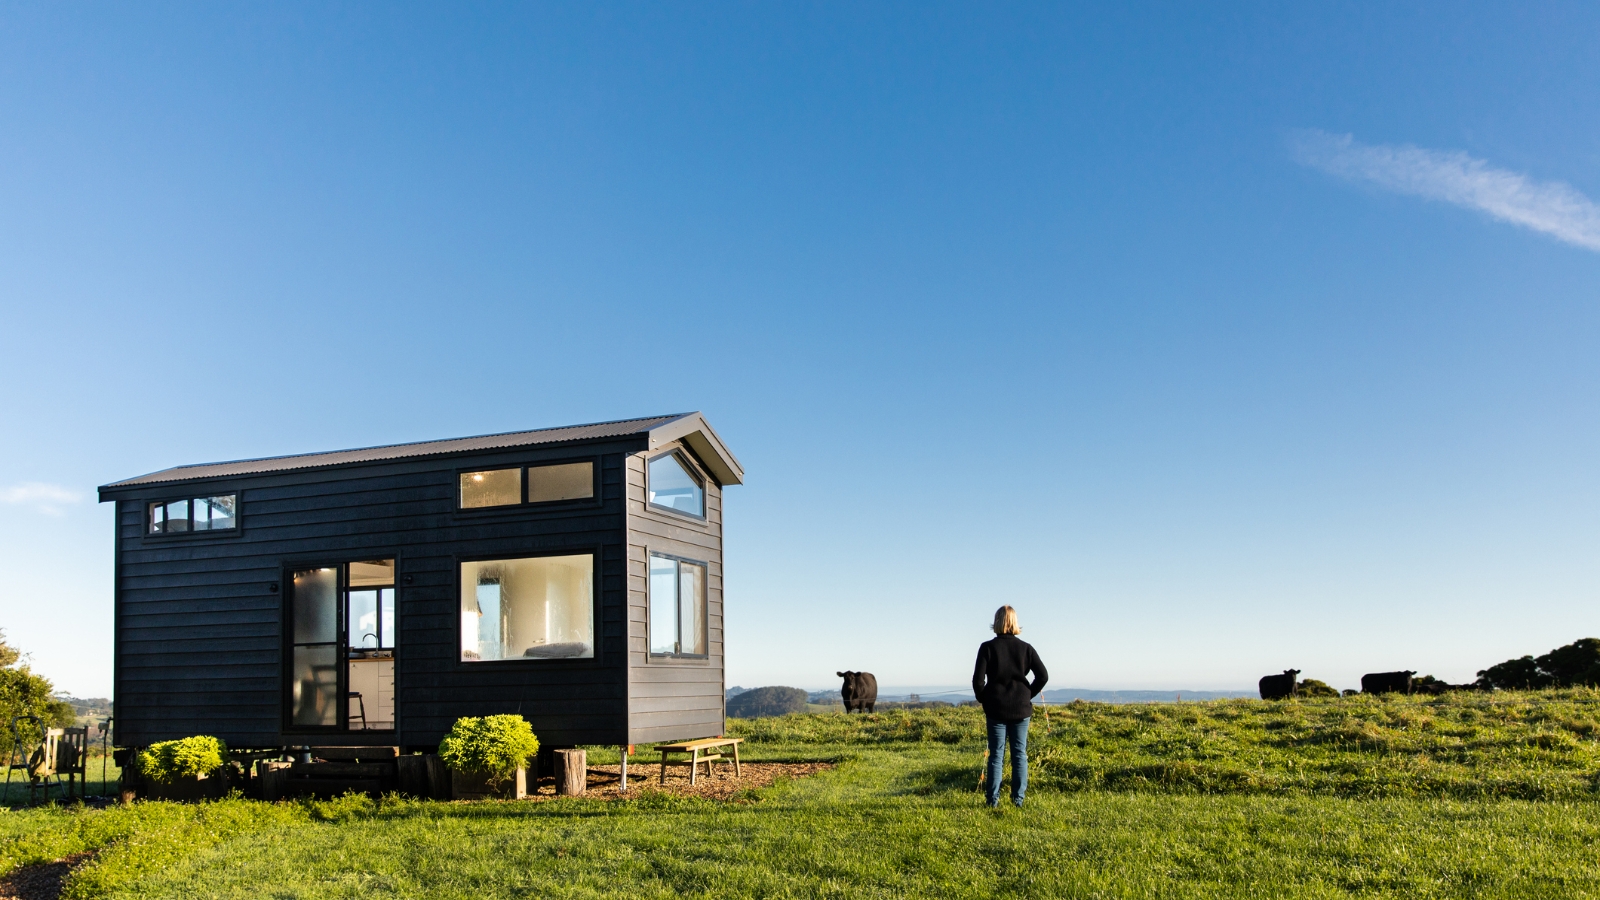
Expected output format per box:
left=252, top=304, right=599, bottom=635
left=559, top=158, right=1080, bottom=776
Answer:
left=1361, top=670, right=1417, bottom=695
left=837, top=671, right=878, bottom=713
left=1258, top=669, right=1301, bottom=700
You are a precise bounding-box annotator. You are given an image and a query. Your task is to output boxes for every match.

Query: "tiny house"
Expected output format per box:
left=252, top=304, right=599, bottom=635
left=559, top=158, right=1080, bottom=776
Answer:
left=97, top=413, right=742, bottom=752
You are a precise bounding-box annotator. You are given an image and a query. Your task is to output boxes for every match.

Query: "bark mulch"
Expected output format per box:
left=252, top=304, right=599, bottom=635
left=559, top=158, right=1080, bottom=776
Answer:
left=518, top=761, right=832, bottom=802
left=0, top=852, right=93, bottom=900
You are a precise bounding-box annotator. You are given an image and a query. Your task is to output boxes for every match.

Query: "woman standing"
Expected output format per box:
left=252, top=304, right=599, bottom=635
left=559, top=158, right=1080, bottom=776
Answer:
left=971, top=605, right=1048, bottom=808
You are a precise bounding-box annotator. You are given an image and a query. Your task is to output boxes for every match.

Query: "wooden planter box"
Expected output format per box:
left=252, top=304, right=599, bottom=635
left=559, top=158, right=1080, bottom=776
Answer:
left=450, top=767, right=527, bottom=800
left=143, top=772, right=230, bottom=802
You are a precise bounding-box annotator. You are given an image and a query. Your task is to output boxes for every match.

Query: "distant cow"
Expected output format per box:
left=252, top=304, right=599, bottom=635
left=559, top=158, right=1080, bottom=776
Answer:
left=1258, top=669, right=1301, bottom=700
left=837, top=671, right=878, bottom=713
left=1361, top=671, right=1416, bottom=695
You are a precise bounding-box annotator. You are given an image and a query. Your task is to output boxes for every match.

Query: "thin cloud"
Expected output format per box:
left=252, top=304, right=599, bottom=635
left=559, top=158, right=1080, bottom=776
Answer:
left=1291, top=130, right=1600, bottom=253
left=1, top=482, right=83, bottom=516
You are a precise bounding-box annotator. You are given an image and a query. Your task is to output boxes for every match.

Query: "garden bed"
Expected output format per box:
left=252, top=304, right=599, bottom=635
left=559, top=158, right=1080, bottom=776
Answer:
left=0, top=851, right=93, bottom=900
left=513, top=761, right=832, bottom=802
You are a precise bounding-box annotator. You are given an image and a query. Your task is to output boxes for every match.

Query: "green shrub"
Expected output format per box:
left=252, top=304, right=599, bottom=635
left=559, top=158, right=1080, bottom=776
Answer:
left=437, top=715, right=539, bottom=779
left=136, top=736, right=229, bottom=783
left=1296, top=679, right=1339, bottom=698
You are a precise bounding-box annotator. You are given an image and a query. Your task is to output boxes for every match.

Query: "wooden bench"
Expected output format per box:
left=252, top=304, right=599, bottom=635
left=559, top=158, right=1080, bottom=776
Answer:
left=655, top=738, right=742, bottom=785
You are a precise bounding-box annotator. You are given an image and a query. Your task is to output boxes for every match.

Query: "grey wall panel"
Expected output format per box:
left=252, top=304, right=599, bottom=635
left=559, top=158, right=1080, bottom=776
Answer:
left=628, top=716, right=726, bottom=744
left=623, top=443, right=726, bottom=743
left=629, top=695, right=722, bottom=714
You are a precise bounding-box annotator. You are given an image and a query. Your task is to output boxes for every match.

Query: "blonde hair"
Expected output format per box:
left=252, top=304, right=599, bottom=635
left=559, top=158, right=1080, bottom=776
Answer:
left=992, top=605, right=1021, bottom=635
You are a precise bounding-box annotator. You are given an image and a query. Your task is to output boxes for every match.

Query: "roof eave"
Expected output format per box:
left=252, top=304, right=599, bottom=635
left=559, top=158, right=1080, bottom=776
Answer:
left=646, top=412, right=745, bottom=486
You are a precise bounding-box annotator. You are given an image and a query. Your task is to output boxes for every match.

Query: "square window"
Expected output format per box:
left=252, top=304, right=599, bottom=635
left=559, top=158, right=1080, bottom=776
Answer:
left=196, top=495, right=237, bottom=530
left=459, top=555, right=594, bottom=661
left=164, top=499, right=190, bottom=533
left=460, top=469, right=521, bottom=508
left=527, top=462, right=594, bottom=503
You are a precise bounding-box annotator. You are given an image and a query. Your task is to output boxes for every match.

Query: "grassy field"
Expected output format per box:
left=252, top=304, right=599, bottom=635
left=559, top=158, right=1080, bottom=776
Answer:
left=744, top=689, right=1600, bottom=799
left=3, top=691, right=1599, bottom=899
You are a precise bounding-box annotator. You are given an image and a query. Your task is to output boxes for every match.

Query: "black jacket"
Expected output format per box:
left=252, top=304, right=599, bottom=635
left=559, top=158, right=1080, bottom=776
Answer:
left=972, top=634, right=1048, bottom=722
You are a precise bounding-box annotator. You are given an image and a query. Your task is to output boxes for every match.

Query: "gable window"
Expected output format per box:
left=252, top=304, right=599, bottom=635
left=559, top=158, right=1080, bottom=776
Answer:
left=647, top=452, right=704, bottom=518
left=528, top=461, right=593, bottom=503
left=459, top=554, right=594, bottom=661
left=649, top=554, right=707, bottom=657
left=148, top=494, right=237, bottom=534
left=459, top=468, right=521, bottom=508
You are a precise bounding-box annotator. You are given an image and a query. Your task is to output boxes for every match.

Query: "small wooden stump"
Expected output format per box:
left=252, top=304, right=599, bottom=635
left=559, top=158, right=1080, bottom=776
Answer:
left=260, top=761, right=292, bottom=801
left=555, top=749, right=586, bottom=796
left=423, top=754, right=451, bottom=800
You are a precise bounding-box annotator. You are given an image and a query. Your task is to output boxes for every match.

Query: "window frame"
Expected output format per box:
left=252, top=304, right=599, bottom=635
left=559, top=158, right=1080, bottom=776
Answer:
left=452, top=456, right=603, bottom=516
left=142, top=492, right=242, bottom=540
left=525, top=459, right=600, bottom=507
left=452, top=547, right=603, bottom=667
left=647, top=551, right=710, bottom=661
left=644, top=450, right=708, bottom=522
left=280, top=555, right=402, bottom=735
left=455, top=466, right=524, bottom=511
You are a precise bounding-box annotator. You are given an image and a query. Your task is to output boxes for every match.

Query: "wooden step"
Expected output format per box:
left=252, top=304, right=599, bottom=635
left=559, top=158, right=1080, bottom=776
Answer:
left=292, top=761, right=396, bottom=778
left=284, top=776, right=386, bottom=798
left=308, top=746, right=399, bottom=761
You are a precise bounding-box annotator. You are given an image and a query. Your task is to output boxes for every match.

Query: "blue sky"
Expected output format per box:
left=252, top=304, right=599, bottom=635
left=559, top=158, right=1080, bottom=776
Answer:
left=2, top=3, right=1598, bottom=697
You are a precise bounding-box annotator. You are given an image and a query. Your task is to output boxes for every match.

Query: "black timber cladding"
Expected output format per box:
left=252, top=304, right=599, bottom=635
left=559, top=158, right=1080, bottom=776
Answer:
left=99, top=414, right=741, bottom=751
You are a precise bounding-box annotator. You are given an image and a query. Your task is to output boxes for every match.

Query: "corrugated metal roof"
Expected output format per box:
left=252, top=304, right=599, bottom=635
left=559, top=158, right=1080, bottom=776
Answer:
left=102, top=413, right=694, bottom=489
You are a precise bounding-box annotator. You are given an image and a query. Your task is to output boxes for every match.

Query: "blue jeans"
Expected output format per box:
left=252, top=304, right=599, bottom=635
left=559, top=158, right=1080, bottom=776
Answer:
left=984, top=718, right=1029, bottom=807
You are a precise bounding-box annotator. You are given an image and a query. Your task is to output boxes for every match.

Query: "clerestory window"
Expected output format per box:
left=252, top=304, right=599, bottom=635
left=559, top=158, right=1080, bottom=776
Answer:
left=148, top=494, right=237, bottom=534
left=459, top=468, right=521, bottom=508
left=458, top=461, right=595, bottom=509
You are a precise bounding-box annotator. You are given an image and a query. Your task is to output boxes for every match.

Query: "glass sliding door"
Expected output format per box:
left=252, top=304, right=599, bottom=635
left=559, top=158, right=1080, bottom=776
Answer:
left=346, top=560, right=396, bottom=729
left=286, top=559, right=398, bottom=731
left=289, top=567, right=340, bottom=727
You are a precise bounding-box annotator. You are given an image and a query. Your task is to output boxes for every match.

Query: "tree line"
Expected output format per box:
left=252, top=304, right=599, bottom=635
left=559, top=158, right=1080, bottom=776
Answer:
left=0, top=630, right=77, bottom=756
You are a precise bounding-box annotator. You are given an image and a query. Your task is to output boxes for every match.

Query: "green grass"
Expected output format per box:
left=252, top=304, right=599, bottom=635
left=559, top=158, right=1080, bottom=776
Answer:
left=2, top=692, right=1599, bottom=898
left=0, top=749, right=122, bottom=806
left=737, top=689, right=1600, bottom=800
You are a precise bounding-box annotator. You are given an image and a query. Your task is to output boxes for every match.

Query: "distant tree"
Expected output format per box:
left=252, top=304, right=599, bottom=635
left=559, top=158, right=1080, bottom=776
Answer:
left=1477, top=639, right=1600, bottom=690
left=1296, top=679, right=1339, bottom=698
left=726, top=686, right=809, bottom=718
left=1477, top=656, right=1546, bottom=690
left=1535, top=639, right=1600, bottom=687
left=0, top=629, right=76, bottom=756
